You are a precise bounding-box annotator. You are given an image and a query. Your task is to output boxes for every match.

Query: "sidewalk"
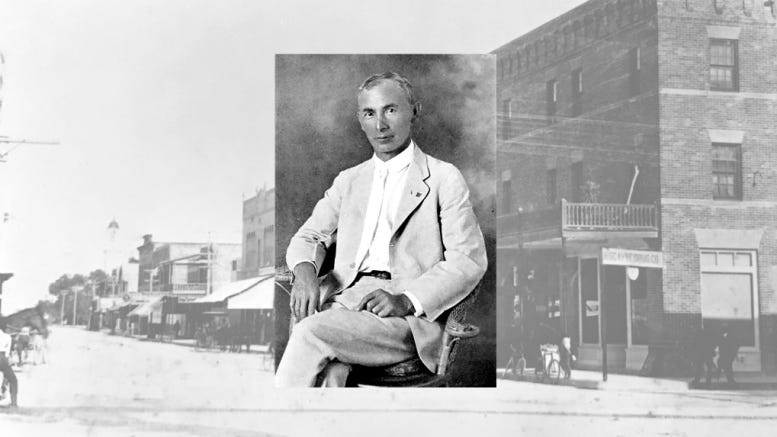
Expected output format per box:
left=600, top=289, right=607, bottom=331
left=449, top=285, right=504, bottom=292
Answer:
left=498, top=367, right=777, bottom=392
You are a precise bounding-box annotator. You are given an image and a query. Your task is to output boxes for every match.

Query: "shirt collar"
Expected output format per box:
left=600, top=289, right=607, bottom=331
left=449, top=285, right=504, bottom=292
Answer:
left=372, top=140, right=415, bottom=174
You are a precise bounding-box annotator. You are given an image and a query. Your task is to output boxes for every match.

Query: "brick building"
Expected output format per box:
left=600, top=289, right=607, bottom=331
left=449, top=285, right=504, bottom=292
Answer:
left=495, top=0, right=777, bottom=374
left=239, top=187, right=275, bottom=279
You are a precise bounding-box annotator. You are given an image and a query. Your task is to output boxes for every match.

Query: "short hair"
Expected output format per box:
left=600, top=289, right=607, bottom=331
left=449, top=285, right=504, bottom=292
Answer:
left=358, top=71, right=416, bottom=106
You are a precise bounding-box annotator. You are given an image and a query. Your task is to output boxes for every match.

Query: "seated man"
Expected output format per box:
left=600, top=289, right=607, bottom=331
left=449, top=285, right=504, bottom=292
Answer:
left=275, top=71, right=487, bottom=387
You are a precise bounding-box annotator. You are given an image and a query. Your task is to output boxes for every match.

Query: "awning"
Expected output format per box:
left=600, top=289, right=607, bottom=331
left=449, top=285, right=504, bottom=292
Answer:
left=127, top=296, right=164, bottom=317
left=194, top=275, right=271, bottom=304
left=227, top=276, right=274, bottom=310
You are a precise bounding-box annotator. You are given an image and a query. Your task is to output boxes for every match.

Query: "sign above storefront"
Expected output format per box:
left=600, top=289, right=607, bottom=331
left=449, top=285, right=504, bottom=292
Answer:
left=601, top=248, right=664, bottom=268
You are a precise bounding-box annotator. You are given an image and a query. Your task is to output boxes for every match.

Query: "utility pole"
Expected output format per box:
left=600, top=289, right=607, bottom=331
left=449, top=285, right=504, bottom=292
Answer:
left=73, top=288, right=78, bottom=326
left=60, top=290, right=66, bottom=325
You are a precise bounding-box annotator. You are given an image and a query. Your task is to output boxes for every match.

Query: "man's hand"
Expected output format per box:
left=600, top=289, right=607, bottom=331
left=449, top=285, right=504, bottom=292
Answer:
left=356, top=289, right=414, bottom=318
left=290, top=262, right=319, bottom=320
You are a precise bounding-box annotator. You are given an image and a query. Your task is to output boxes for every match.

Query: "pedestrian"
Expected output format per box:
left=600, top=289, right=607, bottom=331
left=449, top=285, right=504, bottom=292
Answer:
left=0, top=319, right=18, bottom=408
left=717, top=327, right=739, bottom=387
left=690, top=325, right=717, bottom=388
left=173, top=321, right=181, bottom=339
left=558, top=333, right=575, bottom=380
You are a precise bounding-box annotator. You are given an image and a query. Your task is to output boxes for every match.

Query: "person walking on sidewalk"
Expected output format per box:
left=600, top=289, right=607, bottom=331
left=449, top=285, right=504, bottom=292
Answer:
left=717, top=327, right=739, bottom=387
left=690, top=325, right=717, bottom=388
left=0, top=319, right=18, bottom=408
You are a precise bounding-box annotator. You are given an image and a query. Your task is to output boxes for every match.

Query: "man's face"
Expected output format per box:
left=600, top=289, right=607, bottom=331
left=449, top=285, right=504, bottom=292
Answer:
left=357, top=80, right=416, bottom=161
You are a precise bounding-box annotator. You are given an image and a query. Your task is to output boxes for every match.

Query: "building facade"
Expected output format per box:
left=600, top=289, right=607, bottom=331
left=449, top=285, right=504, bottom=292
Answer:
left=495, top=0, right=777, bottom=374
left=239, top=188, right=275, bottom=279
left=136, top=234, right=241, bottom=300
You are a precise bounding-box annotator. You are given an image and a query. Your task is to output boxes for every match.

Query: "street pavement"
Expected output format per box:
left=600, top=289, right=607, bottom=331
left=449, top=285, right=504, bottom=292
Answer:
left=1, top=326, right=776, bottom=436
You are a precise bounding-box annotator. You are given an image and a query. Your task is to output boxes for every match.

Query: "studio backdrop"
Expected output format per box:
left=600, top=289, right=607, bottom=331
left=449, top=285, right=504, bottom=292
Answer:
left=275, top=54, right=495, bottom=386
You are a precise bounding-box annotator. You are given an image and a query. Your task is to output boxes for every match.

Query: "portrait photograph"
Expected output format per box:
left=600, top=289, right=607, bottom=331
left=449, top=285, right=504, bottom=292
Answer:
left=274, top=54, right=496, bottom=387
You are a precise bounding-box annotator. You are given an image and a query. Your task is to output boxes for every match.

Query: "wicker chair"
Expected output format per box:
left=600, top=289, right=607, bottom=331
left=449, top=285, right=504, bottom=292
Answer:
left=345, top=286, right=481, bottom=387
left=277, top=244, right=482, bottom=387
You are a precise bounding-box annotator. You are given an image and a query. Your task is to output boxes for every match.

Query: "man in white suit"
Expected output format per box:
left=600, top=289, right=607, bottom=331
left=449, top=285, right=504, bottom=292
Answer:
left=275, top=71, right=487, bottom=387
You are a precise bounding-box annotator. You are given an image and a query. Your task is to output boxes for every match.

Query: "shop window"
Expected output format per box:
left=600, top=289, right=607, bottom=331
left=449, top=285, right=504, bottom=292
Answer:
left=700, top=250, right=758, bottom=347
left=603, top=266, right=628, bottom=345
left=630, top=267, right=650, bottom=345
left=580, top=258, right=599, bottom=344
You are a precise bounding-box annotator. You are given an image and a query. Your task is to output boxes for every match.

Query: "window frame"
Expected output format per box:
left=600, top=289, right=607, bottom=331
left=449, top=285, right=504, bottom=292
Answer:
left=546, top=79, right=558, bottom=120
left=571, top=68, right=583, bottom=116
left=709, top=38, right=739, bottom=92
left=711, top=142, right=742, bottom=200
left=699, top=249, right=760, bottom=350
left=546, top=167, right=557, bottom=205
left=628, top=47, right=641, bottom=97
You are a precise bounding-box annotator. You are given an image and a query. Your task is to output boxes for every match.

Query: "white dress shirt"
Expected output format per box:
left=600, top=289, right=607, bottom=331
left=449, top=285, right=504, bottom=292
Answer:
left=354, top=141, right=424, bottom=316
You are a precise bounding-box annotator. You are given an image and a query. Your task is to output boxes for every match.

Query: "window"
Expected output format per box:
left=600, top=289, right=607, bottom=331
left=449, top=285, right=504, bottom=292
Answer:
left=700, top=250, right=758, bottom=347
left=546, top=168, right=557, bottom=204
left=515, top=52, right=521, bottom=72
left=628, top=47, right=641, bottom=96
left=571, top=68, right=583, bottom=116
left=571, top=161, right=584, bottom=202
left=712, top=143, right=742, bottom=199
left=546, top=79, right=558, bottom=120
left=709, top=39, right=739, bottom=91
left=501, top=99, right=512, bottom=139
left=501, top=170, right=512, bottom=213
left=580, top=258, right=599, bottom=344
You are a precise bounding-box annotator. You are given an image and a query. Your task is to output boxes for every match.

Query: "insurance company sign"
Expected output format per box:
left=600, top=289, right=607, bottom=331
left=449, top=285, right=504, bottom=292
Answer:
left=601, top=248, right=664, bottom=268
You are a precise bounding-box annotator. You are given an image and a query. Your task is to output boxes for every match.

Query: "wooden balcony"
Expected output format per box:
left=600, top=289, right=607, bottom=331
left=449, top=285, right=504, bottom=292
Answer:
left=162, top=283, right=207, bottom=294
left=498, top=200, right=658, bottom=247
left=562, top=200, right=658, bottom=232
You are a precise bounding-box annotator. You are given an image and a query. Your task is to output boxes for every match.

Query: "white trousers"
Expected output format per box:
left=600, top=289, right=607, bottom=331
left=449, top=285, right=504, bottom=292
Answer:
left=275, top=277, right=417, bottom=387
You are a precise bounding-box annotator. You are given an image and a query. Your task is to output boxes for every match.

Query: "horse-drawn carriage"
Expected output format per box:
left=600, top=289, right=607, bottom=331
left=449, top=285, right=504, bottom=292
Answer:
left=2, top=303, right=49, bottom=367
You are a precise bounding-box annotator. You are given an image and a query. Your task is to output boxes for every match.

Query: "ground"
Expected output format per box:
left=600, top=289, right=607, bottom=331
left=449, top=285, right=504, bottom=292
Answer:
left=1, top=327, right=776, bottom=436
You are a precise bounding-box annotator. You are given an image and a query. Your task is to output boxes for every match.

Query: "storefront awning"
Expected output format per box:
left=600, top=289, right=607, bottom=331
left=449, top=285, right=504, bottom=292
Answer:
left=193, top=275, right=271, bottom=304
left=227, top=276, right=274, bottom=310
left=127, top=296, right=164, bottom=317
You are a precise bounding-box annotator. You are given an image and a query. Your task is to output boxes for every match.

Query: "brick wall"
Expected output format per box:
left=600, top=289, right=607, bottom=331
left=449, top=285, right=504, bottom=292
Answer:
left=496, top=0, right=660, bottom=215
left=658, top=0, right=777, bottom=368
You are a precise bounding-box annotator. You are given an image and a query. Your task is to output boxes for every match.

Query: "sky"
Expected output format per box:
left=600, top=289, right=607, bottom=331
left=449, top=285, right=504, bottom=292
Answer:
left=0, top=0, right=588, bottom=313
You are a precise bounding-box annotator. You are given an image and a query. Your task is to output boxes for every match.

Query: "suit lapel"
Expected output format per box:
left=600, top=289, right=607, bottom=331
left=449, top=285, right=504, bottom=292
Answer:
left=392, top=146, right=430, bottom=237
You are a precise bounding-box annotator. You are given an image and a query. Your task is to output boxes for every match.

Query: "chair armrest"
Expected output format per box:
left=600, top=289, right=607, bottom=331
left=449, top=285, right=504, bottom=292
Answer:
left=445, top=320, right=479, bottom=339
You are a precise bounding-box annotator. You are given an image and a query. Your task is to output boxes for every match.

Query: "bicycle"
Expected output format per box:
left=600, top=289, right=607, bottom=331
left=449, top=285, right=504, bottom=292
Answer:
left=534, top=343, right=562, bottom=384
left=502, top=343, right=527, bottom=378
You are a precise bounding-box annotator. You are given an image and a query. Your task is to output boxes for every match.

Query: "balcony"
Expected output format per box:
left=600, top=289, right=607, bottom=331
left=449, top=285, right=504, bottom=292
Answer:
left=161, top=283, right=207, bottom=294
left=498, top=200, right=658, bottom=247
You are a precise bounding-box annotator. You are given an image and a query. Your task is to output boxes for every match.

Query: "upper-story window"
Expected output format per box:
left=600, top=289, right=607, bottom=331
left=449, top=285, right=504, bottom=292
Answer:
left=546, top=168, right=557, bottom=204
left=629, top=47, right=641, bottom=96
left=546, top=79, right=558, bottom=120
left=501, top=99, right=512, bottom=140
left=709, top=39, right=739, bottom=91
left=712, top=143, right=742, bottom=200
left=571, top=68, right=583, bottom=116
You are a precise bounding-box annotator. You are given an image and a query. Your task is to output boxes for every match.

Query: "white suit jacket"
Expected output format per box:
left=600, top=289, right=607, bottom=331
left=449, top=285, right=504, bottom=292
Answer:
left=286, top=144, right=487, bottom=372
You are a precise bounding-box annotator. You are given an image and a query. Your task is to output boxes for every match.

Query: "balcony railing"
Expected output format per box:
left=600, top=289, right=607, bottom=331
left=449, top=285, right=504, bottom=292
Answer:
left=161, top=283, right=207, bottom=294
left=562, top=200, right=657, bottom=231
left=498, top=200, right=658, bottom=238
